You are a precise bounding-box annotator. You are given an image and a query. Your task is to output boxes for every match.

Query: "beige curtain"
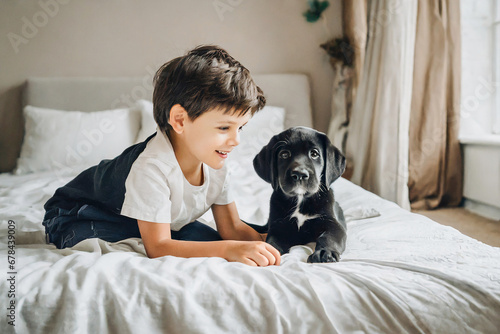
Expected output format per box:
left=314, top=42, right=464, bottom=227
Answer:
left=408, top=0, right=462, bottom=209
left=344, top=0, right=417, bottom=210
left=342, top=0, right=367, bottom=91
left=341, top=0, right=462, bottom=210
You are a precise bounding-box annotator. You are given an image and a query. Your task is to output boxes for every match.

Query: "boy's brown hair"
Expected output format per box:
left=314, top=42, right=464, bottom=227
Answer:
left=153, top=45, right=266, bottom=132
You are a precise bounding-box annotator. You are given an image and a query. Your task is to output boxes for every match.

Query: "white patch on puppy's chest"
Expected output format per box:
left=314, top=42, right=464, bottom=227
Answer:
left=291, top=196, right=319, bottom=229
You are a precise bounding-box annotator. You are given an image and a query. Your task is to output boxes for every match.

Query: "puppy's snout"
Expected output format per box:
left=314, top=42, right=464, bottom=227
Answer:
left=291, top=168, right=309, bottom=181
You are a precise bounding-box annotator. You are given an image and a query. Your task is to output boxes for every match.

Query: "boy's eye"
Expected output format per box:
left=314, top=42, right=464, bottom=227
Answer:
left=218, top=125, right=245, bottom=132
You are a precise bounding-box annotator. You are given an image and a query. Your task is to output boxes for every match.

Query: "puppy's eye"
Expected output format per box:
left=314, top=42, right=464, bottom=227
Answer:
left=310, top=149, right=320, bottom=159
left=279, top=150, right=291, bottom=159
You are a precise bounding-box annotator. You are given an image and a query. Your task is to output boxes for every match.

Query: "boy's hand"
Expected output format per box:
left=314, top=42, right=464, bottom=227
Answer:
left=224, top=240, right=281, bottom=266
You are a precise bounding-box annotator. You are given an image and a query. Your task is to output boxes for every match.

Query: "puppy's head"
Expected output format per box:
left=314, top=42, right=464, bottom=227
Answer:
left=253, top=127, right=345, bottom=197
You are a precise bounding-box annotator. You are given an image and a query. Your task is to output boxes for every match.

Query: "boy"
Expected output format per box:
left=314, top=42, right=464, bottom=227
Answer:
left=43, top=45, right=280, bottom=267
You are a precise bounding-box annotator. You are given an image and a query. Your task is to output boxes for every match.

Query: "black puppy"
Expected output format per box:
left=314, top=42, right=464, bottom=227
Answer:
left=253, top=126, right=347, bottom=263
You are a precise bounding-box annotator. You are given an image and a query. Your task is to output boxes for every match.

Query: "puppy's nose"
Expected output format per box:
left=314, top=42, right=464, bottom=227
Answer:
left=291, top=168, right=309, bottom=181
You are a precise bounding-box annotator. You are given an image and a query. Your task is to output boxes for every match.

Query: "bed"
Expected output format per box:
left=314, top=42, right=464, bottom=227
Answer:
left=1, top=74, right=499, bottom=334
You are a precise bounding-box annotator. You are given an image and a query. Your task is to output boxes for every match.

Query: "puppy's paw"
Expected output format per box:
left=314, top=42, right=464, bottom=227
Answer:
left=307, top=249, right=340, bottom=263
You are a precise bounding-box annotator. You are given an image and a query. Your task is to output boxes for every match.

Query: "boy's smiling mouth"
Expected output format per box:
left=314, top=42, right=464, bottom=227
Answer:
left=216, top=150, right=230, bottom=158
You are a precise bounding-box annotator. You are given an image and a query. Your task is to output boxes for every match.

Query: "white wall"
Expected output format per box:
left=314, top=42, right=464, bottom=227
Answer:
left=0, top=0, right=343, bottom=172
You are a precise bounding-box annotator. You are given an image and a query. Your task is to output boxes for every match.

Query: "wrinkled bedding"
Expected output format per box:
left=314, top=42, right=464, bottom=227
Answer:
left=1, top=166, right=500, bottom=333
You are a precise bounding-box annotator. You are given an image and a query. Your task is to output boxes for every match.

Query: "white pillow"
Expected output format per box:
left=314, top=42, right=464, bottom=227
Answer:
left=134, top=99, right=157, bottom=143
left=15, top=105, right=141, bottom=175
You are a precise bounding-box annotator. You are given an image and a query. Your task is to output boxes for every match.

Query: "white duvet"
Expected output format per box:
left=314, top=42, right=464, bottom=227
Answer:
left=1, top=166, right=500, bottom=334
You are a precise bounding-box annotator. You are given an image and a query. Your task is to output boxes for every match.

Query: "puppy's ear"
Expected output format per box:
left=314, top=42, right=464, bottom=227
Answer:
left=320, top=132, right=346, bottom=186
left=253, top=134, right=280, bottom=189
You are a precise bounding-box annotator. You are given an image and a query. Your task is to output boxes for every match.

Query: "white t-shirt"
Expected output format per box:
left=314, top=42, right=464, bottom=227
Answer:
left=121, top=128, right=233, bottom=231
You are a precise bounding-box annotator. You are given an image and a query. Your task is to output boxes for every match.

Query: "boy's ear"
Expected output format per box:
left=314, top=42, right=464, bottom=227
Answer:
left=169, top=104, right=188, bottom=133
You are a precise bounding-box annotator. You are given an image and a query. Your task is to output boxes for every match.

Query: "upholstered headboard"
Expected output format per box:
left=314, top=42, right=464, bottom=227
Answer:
left=23, top=74, right=313, bottom=129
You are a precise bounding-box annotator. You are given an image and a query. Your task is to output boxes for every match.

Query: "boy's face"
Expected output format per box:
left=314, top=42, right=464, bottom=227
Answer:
left=182, top=107, right=251, bottom=170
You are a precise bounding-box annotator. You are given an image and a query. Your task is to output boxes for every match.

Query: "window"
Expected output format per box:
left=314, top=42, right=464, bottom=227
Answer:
left=460, top=0, right=500, bottom=137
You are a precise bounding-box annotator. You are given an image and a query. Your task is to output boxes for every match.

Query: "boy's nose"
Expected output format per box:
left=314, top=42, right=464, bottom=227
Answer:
left=228, top=130, right=240, bottom=146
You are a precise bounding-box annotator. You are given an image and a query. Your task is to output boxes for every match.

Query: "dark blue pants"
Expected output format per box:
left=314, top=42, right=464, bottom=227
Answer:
left=43, top=204, right=266, bottom=249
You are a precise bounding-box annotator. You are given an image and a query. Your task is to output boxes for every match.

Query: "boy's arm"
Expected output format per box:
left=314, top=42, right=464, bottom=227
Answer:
left=211, top=202, right=266, bottom=241
left=137, top=219, right=280, bottom=266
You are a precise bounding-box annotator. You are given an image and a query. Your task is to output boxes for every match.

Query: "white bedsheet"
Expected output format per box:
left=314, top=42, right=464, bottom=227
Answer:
left=1, top=167, right=500, bottom=334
